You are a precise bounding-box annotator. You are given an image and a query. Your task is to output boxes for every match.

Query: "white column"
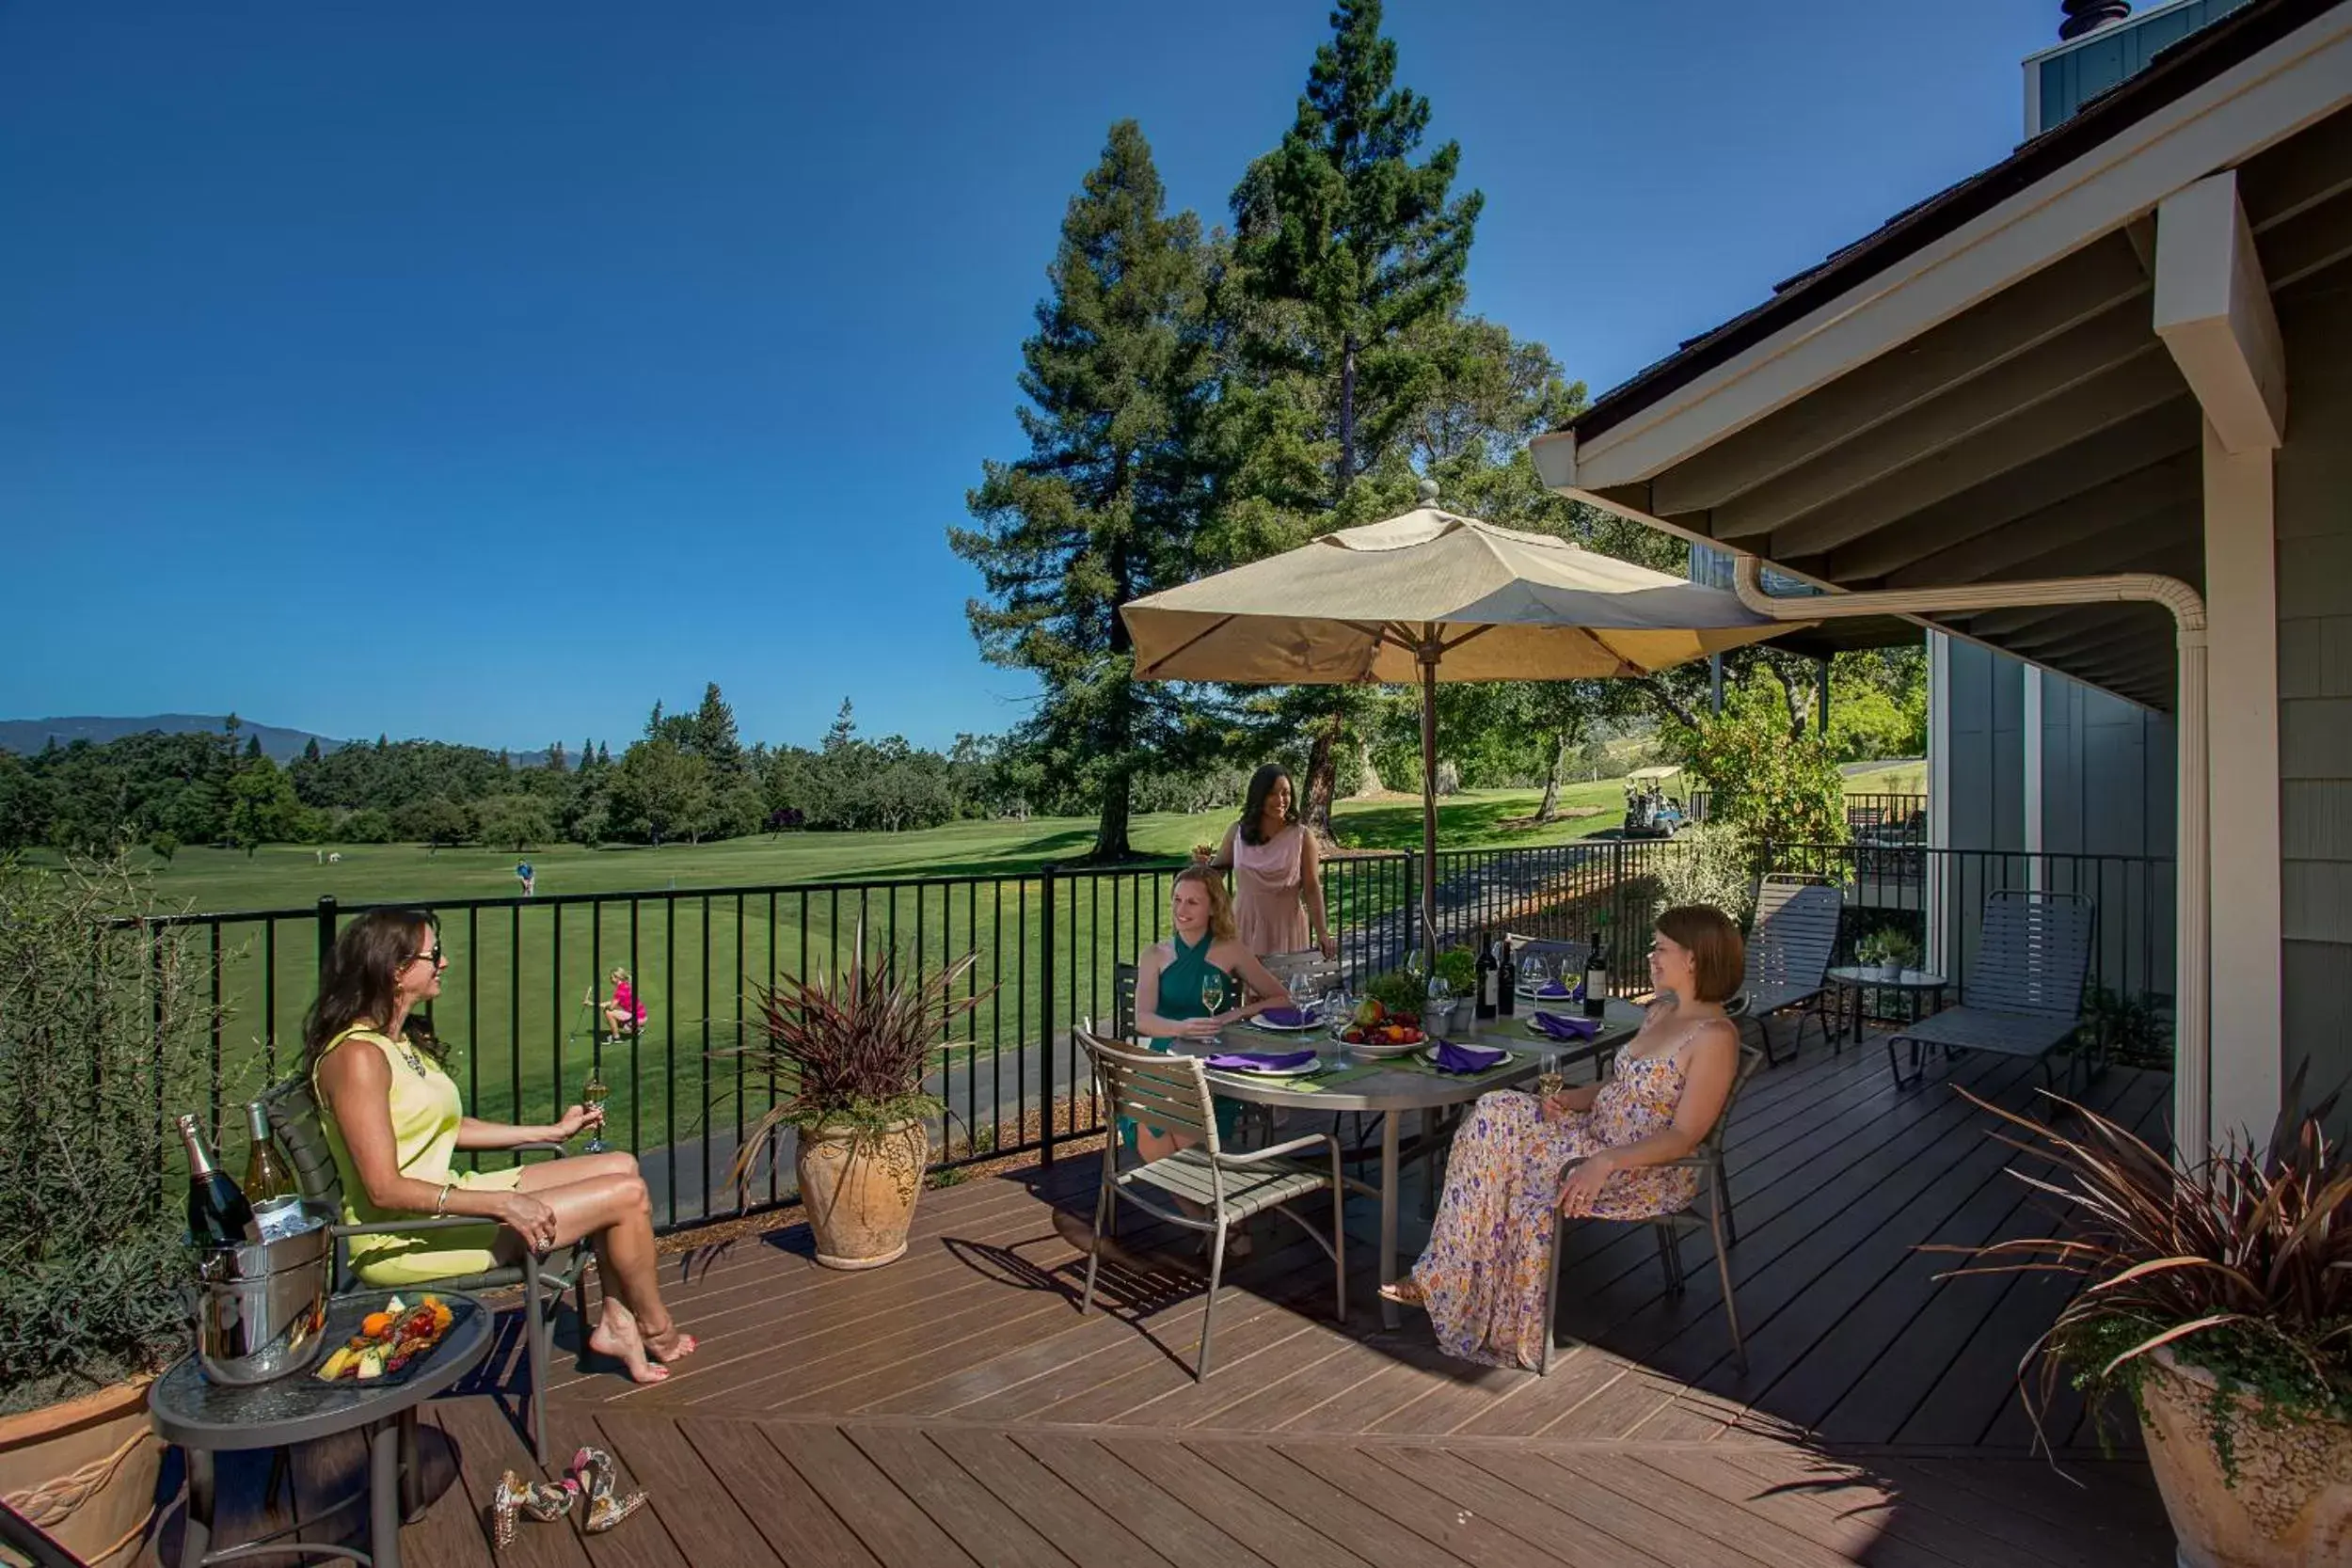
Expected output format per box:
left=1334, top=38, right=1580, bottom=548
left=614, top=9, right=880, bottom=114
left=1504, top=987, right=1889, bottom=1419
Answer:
left=2202, top=420, right=2281, bottom=1150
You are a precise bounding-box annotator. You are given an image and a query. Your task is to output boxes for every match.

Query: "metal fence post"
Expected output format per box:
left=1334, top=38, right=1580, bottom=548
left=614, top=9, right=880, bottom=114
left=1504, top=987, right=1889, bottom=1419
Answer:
left=315, top=895, right=338, bottom=981
left=1038, top=863, right=1057, bottom=1167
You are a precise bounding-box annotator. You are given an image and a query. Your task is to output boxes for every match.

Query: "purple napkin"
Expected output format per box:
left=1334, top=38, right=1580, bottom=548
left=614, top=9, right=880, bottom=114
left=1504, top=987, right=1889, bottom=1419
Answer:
left=1206, top=1049, right=1317, bottom=1072
left=1257, top=1006, right=1316, bottom=1028
left=1527, top=979, right=1580, bottom=1000
left=1430, top=1039, right=1507, bottom=1073
left=1531, top=1011, right=1600, bottom=1041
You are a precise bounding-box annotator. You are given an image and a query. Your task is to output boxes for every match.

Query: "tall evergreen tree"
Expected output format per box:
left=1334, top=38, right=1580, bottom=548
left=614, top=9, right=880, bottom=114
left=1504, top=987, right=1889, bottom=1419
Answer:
left=691, top=682, right=744, bottom=778
left=1216, top=0, right=1484, bottom=832
left=951, top=120, right=1221, bottom=862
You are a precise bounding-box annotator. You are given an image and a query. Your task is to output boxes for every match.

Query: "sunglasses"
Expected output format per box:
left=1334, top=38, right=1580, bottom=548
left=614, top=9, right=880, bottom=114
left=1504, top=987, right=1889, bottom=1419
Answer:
left=407, top=944, right=446, bottom=969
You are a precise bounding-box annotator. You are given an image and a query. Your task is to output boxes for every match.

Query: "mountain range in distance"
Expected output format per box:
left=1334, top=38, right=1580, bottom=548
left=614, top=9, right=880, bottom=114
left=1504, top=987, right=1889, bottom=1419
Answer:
left=0, top=715, right=548, bottom=768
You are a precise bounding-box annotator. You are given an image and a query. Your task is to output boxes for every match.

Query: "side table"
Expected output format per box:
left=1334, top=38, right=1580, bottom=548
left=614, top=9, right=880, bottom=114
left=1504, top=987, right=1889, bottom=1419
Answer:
left=149, top=1290, right=491, bottom=1568
left=1824, top=966, right=1949, bottom=1047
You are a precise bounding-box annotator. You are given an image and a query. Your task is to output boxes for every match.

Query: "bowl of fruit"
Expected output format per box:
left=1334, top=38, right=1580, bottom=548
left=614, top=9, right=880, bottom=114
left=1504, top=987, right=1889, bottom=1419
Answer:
left=315, top=1293, right=458, bottom=1385
left=1335, top=998, right=1428, bottom=1057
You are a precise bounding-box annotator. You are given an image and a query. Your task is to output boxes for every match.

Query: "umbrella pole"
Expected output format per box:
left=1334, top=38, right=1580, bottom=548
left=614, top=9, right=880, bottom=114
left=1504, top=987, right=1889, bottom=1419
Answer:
left=1420, top=637, right=1439, bottom=977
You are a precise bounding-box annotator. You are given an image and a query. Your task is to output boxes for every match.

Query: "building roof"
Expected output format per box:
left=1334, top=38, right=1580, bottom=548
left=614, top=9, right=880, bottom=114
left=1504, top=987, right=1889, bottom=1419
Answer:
left=1569, top=0, right=2335, bottom=447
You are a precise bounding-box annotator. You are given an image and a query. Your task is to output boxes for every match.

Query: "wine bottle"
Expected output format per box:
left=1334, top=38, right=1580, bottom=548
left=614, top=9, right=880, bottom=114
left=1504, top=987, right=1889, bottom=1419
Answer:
left=1497, top=935, right=1517, bottom=1018
left=242, top=1100, right=293, bottom=1204
left=178, top=1113, right=257, bottom=1245
left=1475, top=931, right=1499, bottom=1021
left=1582, top=932, right=1608, bottom=1020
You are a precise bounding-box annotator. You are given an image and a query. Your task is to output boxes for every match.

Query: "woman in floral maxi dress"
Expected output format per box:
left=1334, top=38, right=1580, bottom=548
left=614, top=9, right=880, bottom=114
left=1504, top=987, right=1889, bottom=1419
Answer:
left=1382, top=905, right=1746, bottom=1370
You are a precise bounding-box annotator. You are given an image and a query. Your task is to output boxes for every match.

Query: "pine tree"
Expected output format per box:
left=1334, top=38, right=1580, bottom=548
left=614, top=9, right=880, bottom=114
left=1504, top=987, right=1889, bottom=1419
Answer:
left=951, top=119, right=1221, bottom=862
left=823, top=700, right=856, bottom=753
left=691, top=683, right=744, bottom=777
left=547, top=741, right=569, bottom=774
left=1217, top=0, right=1483, bottom=832
left=302, top=737, right=323, bottom=764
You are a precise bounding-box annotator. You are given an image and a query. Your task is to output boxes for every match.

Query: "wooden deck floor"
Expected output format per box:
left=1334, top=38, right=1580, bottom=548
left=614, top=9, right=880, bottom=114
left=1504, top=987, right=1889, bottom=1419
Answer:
left=141, top=1039, right=2182, bottom=1566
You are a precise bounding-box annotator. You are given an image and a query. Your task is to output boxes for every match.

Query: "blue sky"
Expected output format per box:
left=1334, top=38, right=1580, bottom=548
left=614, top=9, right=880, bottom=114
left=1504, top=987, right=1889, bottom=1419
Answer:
left=1, top=0, right=2061, bottom=753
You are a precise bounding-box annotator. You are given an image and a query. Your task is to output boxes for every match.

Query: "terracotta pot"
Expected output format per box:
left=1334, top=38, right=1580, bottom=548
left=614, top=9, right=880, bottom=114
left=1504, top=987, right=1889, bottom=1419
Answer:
left=795, top=1118, right=928, bottom=1270
left=0, top=1377, right=163, bottom=1567
left=2137, top=1347, right=2352, bottom=1567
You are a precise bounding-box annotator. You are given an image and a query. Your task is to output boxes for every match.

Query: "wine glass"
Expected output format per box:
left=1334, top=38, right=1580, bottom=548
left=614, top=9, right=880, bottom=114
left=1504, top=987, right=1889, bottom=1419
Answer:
left=1519, top=954, right=1547, bottom=998
left=1534, top=1051, right=1565, bottom=1119
left=1199, top=970, right=1227, bottom=1026
left=1326, top=983, right=1353, bottom=1068
left=580, top=1048, right=611, bottom=1155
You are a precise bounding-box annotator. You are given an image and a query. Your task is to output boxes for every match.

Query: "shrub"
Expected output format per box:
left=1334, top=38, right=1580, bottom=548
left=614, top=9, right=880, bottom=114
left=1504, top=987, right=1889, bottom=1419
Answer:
left=0, top=855, right=230, bottom=1412
left=1651, top=823, right=1759, bottom=928
left=1668, top=695, right=1848, bottom=847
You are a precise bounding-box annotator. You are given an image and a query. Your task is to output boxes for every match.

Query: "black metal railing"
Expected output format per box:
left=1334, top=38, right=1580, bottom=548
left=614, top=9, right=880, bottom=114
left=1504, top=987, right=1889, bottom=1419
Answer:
left=89, top=831, right=2169, bottom=1233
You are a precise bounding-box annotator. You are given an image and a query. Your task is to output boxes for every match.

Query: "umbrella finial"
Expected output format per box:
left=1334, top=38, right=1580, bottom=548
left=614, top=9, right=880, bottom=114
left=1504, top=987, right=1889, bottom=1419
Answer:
left=1417, top=478, right=1440, bottom=505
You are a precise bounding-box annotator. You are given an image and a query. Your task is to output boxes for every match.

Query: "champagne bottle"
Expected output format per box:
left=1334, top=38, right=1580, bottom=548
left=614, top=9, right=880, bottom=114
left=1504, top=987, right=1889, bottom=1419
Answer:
left=242, top=1100, right=293, bottom=1204
left=1497, top=935, right=1517, bottom=1018
left=178, top=1114, right=257, bottom=1245
left=1475, top=931, right=1499, bottom=1021
left=1583, top=931, right=1608, bottom=1020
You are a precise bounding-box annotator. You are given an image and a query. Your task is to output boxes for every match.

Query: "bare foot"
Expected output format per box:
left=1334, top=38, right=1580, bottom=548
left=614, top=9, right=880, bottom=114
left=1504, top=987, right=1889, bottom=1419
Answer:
left=638, top=1318, right=698, bottom=1365
left=586, top=1317, right=668, bottom=1384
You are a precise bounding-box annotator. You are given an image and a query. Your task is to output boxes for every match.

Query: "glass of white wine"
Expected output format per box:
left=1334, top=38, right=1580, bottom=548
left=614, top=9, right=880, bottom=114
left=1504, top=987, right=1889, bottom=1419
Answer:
left=1534, top=1050, right=1565, bottom=1120
left=580, top=1048, right=611, bottom=1155
left=1199, top=969, right=1227, bottom=1026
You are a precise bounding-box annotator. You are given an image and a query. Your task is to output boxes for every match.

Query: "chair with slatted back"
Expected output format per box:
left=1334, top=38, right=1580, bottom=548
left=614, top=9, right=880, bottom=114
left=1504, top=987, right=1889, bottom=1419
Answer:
left=1502, top=935, right=1590, bottom=1001
left=1112, top=962, right=1141, bottom=1041
left=262, top=1075, right=590, bottom=1463
left=1073, top=1026, right=1345, bottom=1380
left=1886, top=890, right=2094, bottom=1091
left=1258, top=948, right=1341, bottom=1002
left=1539, top=1042, right=1765, bottom=1374
left=1737, top=878, right=1841, bottom=1066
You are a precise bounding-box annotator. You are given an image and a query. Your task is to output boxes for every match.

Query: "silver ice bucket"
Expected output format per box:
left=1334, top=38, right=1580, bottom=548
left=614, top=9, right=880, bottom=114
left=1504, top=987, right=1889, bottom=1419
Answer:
left=190, top=1212, right=333, bottom=1386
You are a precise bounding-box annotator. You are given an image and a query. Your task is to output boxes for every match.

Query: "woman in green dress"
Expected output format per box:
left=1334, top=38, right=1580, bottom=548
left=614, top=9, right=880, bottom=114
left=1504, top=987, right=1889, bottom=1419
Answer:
left=1129, top=864, right=1295, bottom=1164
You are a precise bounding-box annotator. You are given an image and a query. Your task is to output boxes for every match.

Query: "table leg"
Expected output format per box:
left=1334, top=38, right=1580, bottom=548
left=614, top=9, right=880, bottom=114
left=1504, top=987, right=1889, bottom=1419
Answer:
left=180, top=1449, right=215, bottom=1568
left=368, top=1417, right=404, bottom=1568
left=1378, top=1115, right=1402, bottom=1330
left=399, top=1408, right=423, bottom=1523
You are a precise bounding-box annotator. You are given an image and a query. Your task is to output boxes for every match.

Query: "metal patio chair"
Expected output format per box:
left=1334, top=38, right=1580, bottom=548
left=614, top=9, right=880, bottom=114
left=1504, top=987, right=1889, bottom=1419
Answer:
left=262, top=1076, right=590, bottom=1464
left=1738, top=878, right=1841, bottom=1066
left=1073, top=1026, right=1346, bottom=1380
left=1539, top=1042, right=1764, bottom=1376
left=1885, top=889, right=2094, bottom=1091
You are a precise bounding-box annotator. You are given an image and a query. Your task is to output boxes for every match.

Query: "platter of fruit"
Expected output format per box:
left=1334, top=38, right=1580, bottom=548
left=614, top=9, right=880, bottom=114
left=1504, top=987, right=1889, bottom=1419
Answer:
left=315, top=1294, right=456, bottom=1385
left=1334, top=999, right=1428, bottom=1058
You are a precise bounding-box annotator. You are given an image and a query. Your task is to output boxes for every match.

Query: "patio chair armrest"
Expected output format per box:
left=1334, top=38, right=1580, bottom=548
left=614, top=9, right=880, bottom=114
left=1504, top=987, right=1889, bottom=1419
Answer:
left=1218, top=1133, right=1341, bottom=1166
left=332, top=1215, right=491, bottom=1237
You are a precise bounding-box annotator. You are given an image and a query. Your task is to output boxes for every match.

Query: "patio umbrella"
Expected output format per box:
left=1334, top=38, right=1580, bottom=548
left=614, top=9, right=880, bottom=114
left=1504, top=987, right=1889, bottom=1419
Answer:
left=1120, top=482, right=1807, bottom=970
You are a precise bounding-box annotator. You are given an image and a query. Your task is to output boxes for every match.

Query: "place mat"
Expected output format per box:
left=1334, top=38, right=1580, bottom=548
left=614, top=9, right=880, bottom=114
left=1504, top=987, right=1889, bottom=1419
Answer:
left=1203, top=1059, right=1387, bottom=1094
left=1391, top=1051, right=1526, bottom=1082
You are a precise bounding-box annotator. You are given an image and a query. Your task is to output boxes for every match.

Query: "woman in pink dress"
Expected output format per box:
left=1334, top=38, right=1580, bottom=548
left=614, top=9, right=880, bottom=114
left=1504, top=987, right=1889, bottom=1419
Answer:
left=1379, top=905, right=1744, bottom=1370
left=1194, top=764, right=1337, bottom=960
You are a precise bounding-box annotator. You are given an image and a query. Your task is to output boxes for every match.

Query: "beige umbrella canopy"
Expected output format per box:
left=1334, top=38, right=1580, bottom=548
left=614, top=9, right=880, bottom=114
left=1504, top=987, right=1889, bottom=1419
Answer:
left=1120, top=483, right=1807, bottom=970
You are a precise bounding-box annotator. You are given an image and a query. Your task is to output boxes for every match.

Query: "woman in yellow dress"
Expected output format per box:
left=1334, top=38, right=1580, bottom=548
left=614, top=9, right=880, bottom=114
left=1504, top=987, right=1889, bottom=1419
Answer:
left=306, top=909, right=695, bottom=1385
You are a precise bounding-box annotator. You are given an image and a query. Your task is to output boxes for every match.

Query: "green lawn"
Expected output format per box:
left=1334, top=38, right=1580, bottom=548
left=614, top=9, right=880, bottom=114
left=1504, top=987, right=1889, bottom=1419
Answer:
left=1845, top=760, right=1927, bottom=796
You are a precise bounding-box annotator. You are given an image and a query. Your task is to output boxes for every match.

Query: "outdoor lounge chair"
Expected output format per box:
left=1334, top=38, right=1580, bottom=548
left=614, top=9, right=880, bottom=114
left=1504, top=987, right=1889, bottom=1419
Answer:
left=1737, top=878, right=1841, bottom=1066
left=262, top=1076, right=590, bottom=1464
left=1539, top=1042, right=1764, bottom=1375
left=1885, top=889, right=2094, bottom=1091
left=1073, top=1026, right=1345, bottom=1380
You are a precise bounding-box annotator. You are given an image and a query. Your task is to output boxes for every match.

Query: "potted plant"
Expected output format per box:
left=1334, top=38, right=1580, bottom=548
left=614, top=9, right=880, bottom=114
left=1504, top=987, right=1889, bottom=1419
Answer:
left=1856, top=928, right=1919, bottom=981
left=0, top=856, right=227, bottom=1565
left=1943, top=1072, right=2351, bottom=1566
left=722, top=927, right=989, bottom=1270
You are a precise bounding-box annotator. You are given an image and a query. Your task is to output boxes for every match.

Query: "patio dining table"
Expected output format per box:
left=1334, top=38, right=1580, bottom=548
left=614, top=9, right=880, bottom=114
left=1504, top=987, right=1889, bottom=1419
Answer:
left=1168, top=998, right=1647, bottom=1327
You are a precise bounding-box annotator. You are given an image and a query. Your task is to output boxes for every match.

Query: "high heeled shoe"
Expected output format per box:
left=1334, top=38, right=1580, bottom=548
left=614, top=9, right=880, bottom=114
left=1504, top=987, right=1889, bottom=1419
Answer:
left=490, top=1470, right=578, bottom=1548
left=570, top=1445, right=647, bottom=1534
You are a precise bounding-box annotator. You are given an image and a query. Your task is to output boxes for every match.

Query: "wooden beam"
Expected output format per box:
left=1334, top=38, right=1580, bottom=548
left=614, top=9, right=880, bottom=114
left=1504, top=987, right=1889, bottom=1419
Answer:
left=2237, top=95, right=2352, bottom=230
left=1750, top=347, right=2186, bottom=556
left=2260, top=181, right=2352, bottom=293
left=1872, top=449, right=2197, bottom=586
left=2155, top=170, right=2286, bottom=451
left=1645, top=239, right=2152, bottom=514
left=1704, top=296, right=2159, bottom=542
left=1972, top=502, right=2202, bottom=584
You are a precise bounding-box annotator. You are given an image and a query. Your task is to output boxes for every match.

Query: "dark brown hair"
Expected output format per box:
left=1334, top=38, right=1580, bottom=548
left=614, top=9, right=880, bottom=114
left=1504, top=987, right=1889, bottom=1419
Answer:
left=302, top=908, right=448, bottom=1066
left=1238, top=763, right=1296, bottom=847
left=1654, top=905, right=1745, bottom=1006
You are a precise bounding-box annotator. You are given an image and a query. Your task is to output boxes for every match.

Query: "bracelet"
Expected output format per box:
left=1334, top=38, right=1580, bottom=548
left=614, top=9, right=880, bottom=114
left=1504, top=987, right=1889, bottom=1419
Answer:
left=434, top=1181, right=453, bottom=1216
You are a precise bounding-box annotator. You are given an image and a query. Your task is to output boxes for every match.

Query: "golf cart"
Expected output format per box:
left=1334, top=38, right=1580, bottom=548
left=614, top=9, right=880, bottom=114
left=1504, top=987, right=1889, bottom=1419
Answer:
left=1621, top=765, right=1691, bottom=838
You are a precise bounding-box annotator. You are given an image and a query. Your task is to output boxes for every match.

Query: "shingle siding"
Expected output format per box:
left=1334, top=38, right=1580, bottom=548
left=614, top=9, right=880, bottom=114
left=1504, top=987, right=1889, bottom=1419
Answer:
left=2275, top=284, right=2352, bottom=1137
